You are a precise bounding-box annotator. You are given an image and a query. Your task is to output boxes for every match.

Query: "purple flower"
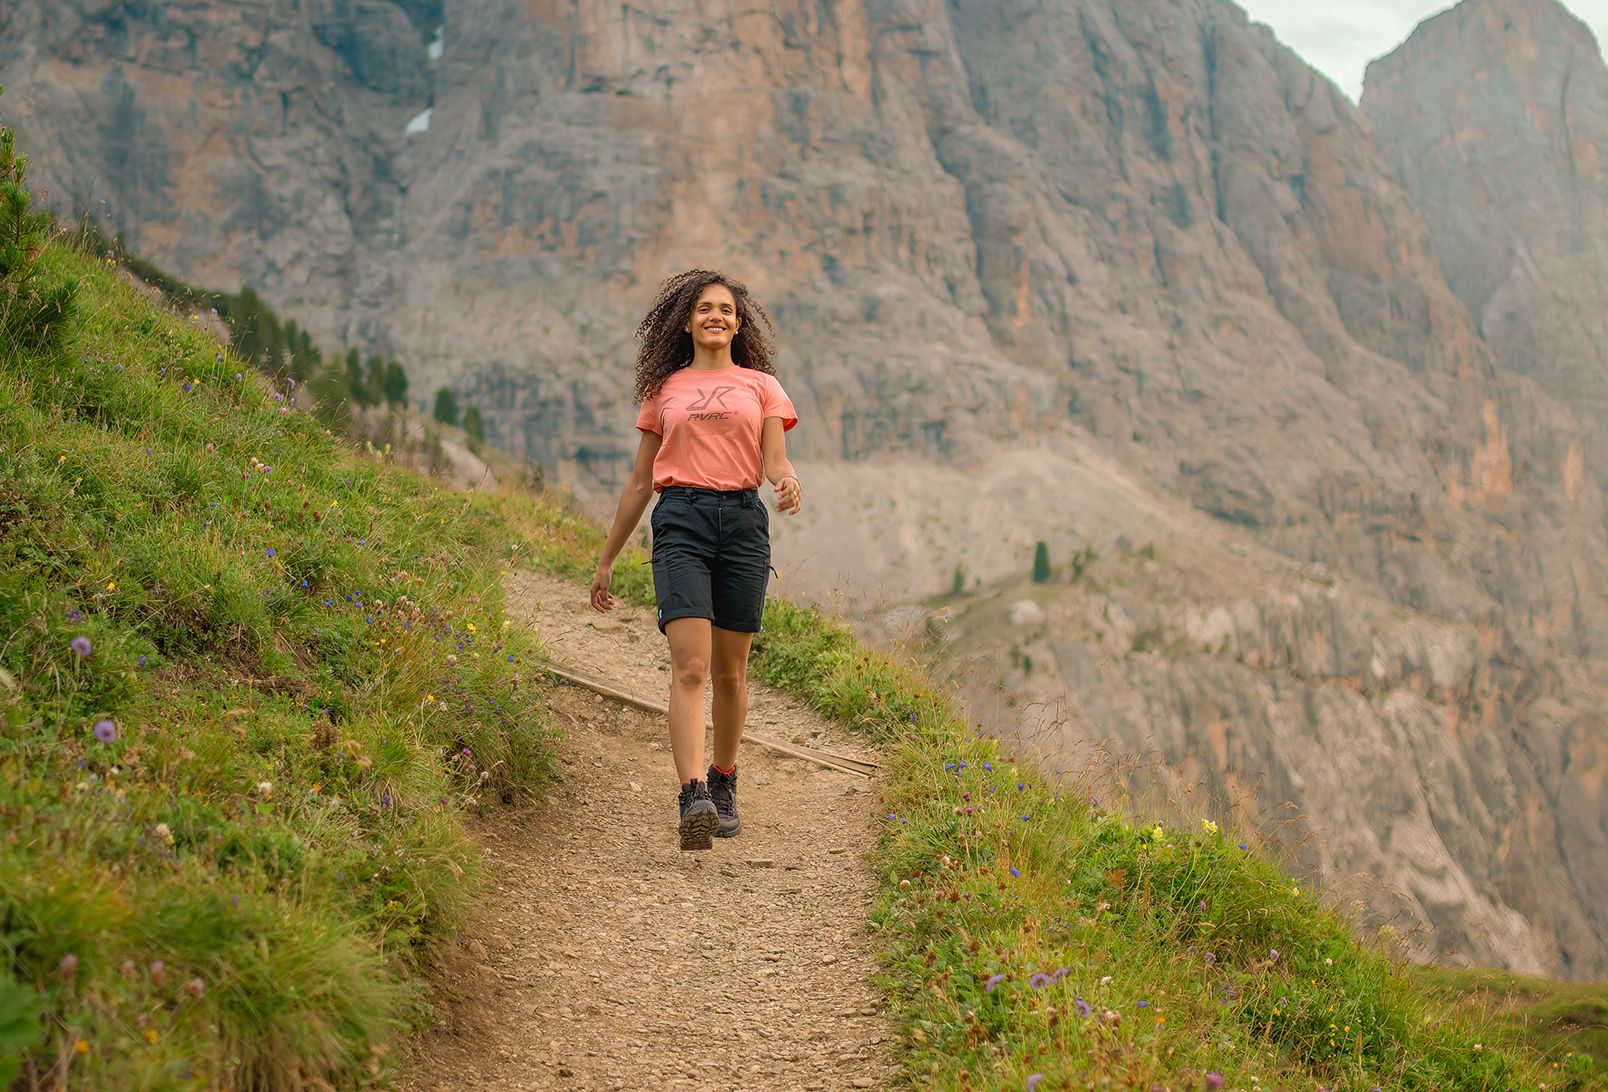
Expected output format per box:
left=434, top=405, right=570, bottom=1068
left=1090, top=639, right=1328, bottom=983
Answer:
left=60, top=953, right=79, bottom=980
left=266, top=548, right=276, bottom=558
left=1238, top=843, right=1248, bottom=851
left=1017, top=782, right=1025, bottom=791
left=1028, top=972, right=1050, bottom=990
left=985, top=973, right=1006, bottom=993
left=1074, top=999, right=1092, bottom=1019
left=1009, top=867, right=1020, bottom=878
left=66, top=609, right=83, bottom=622
left=1136, top=999, right=1148, bottom=1008
left=138, top=654, right=147, bottom=667
left=1269, top=948, right=1280, bottom=962
left=1026, top=1077, right=1044, bottom=1091
left=70, top=636, right=92, bottom=657
left=93, top=719, right=117, bottom=743
left=1052, top=968, right=1068, bottom=982
left=1205, top=1074, right=1224, bottom=1091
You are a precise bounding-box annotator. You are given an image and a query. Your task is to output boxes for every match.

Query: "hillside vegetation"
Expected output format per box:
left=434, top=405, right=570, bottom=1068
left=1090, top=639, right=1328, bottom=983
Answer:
left=1, top=130, right=1599, bottom=1089
left=0, top=231, right=559, bottom=1083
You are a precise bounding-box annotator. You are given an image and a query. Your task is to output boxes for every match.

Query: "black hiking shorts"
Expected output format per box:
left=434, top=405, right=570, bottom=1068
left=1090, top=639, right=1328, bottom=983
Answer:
left=649, top=486, right=771, bottom=634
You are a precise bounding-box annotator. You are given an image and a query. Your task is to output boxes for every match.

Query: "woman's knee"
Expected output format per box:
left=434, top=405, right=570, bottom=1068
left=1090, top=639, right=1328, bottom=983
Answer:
left=710, top=662, right=747, bottom=693
left=672, top=655, right=710, bottom=689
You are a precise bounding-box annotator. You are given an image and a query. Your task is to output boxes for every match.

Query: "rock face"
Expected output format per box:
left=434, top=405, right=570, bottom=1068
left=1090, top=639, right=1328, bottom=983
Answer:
left=2, top=0, right=1605, bottom=978
left=1363, top=0, right=1608, bottom=502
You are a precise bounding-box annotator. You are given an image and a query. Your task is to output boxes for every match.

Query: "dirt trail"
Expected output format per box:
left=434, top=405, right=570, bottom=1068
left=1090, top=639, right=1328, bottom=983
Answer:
left=403, top=569, right=898, bottom=1091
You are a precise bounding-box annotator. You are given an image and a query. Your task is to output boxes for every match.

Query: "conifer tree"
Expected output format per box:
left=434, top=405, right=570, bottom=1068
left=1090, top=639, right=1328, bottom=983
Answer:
left=383, top=360, right=408, bottom=405
left=433, top=386, right=460, bottom=426
left=1032, top=541, right=1051, bottom=583
left=462, top=405, right=485, bottom=450
left=365, top=355, right=386, bottom=406
left=344, top=349, right=367, bottom=406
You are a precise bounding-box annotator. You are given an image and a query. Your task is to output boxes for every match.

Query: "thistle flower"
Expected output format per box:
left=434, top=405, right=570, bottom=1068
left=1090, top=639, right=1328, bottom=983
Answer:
left=1074, top=999, right=1092, bottom=1019
left=1206, top=1075, right=1225, bottom=1091
left=70, top=636, right=92, bottom=657
left=985, top=973, right=1006, bottom=992
left=1028, top=972, right=1050, bottom=990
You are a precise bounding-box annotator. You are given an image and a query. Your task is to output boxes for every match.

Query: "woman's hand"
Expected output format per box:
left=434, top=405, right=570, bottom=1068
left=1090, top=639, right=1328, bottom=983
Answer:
left=775, top=474, right=802, bottom=514
left=589, top=564, right=614, bottom=612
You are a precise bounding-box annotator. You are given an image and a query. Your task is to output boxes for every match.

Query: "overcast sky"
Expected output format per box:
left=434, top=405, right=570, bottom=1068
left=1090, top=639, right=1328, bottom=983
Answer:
left=1237, top=0, right=1608, bottom=99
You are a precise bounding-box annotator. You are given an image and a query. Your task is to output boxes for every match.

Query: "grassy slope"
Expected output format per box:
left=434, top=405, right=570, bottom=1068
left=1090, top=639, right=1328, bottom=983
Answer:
left=511, top=520, right=1603, bottom=1090
left=0, top=244, right=554, bottom=1087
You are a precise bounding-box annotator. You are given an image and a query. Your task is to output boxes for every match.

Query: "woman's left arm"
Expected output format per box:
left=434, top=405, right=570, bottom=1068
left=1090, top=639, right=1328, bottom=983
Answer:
left=761, top=417, right=801, bottom=514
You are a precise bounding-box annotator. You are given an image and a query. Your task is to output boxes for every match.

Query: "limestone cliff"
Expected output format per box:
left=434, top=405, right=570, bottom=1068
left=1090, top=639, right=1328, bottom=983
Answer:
left=2, top=0, right=1604, bottom=978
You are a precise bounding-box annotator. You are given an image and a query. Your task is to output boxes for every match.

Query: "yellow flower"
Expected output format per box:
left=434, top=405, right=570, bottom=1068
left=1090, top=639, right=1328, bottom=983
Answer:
left=144, top=1028, right=159, bottom=1045
left=75, top=1040, right=90, bottom=1055
left=106, top=580, right=117, bottom=590
left=1201, top=819, right=1218, bottom=835
left=466, top=622, right=477, bottom=633
left=425, top=694, right=435, bottom=703
left=1290, top=885, right=1300, bottom=896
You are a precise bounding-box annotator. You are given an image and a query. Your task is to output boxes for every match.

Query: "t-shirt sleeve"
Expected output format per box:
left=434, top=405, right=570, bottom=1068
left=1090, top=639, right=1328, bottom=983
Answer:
left=762, top=374, right=798, bottom=432
left=635, top=394, right=661, bottom=435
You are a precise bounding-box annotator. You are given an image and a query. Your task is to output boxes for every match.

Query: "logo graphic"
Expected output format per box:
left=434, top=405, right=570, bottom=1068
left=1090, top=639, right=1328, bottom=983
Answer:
left=687, top=385, right=737, bottom=421
left=688, top=386, right=736, bottom=412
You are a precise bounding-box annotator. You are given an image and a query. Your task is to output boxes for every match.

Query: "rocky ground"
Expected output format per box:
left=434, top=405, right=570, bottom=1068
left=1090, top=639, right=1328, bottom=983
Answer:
left=401, top=570, right=896, bottom=1091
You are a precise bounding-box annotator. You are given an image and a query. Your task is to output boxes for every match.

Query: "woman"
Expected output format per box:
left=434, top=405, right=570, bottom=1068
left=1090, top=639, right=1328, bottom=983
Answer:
left=589, top=270, right=802, bottom=850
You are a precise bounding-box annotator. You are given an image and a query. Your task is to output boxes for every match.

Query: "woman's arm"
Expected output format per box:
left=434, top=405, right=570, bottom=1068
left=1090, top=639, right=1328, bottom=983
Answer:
left=590, top=429, right=662, bottom=612
left=761, top=416, right=801, bottom=514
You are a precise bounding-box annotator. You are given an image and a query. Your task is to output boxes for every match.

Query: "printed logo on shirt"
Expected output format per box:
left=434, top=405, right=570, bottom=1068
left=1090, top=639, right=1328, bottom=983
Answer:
left=687, top=385, right=737, bottom=421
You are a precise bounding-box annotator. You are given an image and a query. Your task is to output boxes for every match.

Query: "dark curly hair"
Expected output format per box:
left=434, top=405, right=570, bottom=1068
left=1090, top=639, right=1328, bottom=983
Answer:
left=633, top=270, right=778, bottom=403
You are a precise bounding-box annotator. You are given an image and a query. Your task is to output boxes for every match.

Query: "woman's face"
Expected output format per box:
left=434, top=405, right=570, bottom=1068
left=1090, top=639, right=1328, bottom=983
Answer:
left=685, top=283, right=740, bottom=352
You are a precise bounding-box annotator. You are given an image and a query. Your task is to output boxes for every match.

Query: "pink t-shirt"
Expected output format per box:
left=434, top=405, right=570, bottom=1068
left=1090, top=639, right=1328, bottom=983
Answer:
left=635, top=365, right=798, bottom=493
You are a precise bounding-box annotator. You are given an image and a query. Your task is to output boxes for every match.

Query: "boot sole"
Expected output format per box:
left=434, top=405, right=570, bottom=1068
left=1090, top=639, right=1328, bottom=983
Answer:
left=679, top=803, right=719, bottom=851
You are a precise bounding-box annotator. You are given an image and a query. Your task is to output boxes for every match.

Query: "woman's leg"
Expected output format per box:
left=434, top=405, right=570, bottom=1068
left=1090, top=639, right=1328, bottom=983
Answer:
left=664, top=617, right=713, bottom=783
left=710, top=626, right=756, bottom=770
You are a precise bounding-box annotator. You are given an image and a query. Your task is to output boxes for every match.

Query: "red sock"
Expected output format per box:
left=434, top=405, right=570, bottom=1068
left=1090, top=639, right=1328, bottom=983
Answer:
left=712, top=763, right=736, bottom=775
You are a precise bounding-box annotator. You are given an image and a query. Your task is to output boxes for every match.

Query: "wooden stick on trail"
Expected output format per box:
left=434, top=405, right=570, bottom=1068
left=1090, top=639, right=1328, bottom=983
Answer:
left=544, top=662, right=880, bottom=779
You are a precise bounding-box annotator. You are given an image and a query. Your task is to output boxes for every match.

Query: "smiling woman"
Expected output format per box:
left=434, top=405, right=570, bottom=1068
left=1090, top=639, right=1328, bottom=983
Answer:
left=587, top=270, right=801, bottom=850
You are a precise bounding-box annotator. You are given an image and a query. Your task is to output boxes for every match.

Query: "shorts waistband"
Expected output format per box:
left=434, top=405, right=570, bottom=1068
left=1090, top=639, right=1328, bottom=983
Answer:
left=658, top=485, right=759, bottom=501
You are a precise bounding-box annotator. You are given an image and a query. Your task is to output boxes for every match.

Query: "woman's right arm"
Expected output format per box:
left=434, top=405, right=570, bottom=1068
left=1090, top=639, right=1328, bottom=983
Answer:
left=590, top=429, right=662, bottom=612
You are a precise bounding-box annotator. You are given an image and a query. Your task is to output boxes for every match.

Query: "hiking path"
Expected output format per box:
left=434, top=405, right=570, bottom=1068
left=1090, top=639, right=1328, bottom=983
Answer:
left=402, top=568, right=898, bottom=1091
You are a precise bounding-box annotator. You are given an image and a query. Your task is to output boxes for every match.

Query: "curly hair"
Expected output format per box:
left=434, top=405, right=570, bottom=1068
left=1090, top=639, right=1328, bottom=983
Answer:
left=633, top=269, right=778, bottom=403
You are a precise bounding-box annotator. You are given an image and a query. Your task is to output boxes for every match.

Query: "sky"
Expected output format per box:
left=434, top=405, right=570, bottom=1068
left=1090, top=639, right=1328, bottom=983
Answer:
left=1236, top=0, right=1608, bottom=99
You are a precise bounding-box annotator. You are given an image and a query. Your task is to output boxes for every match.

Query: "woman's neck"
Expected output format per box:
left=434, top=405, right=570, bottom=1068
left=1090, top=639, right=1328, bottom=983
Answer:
left=689, top=343, right=736, bottom=370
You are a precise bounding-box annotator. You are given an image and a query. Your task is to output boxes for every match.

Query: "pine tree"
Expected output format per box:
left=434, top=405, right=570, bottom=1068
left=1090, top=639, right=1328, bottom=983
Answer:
left=952, top=565, right=966, bottom=597
left=364, top=355, right=386, bottom=406
left=344, top=349, right=366, bottom=407
left=383, top=360, right=408, bottom=405
left=1, top=87, right=79, bottom=352
left=462, top=405, right=485, bottom=450
left=1032, top=541, right=1051, bottom=583
left=432, top=386, right=460, bottom=427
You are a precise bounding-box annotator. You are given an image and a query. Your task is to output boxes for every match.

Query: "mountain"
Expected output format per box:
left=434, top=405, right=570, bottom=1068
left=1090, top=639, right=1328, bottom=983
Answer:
left=2, top=0, right=1604, bottom=978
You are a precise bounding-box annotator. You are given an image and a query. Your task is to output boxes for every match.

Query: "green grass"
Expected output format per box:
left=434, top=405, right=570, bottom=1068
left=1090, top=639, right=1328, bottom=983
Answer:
left=509, top=507, right=1602, bottom=1091
left=0, top=243, right=555, bottom=1087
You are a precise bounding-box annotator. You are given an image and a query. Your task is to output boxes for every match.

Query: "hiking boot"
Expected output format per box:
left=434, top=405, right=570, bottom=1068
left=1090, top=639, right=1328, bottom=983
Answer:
left=678, top=779, right=718, bottom=851
left=706, top=764, right=741, bottom=838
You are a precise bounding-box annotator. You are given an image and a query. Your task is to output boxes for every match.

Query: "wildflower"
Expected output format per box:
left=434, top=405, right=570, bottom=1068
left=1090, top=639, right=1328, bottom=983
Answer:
left=185, top=977, right=205, bottom=999
left=93, top=719, right=117, bottom=743
left=1100, top=975, right=1112, bottom=986
left=70, top=636, right=92, bottom=657
left=255, top=781, right=274, bottom=798
left=144, top=1028, right=158, bottom=1045
left=1074, top=999, right=1092, bottom=1019
left=1238, top=842, right=1248, bottom=851
left=75, top=1040, right=90, bottom=1055
left=148, top=960, right=167, bottom=986
left=60, top=953, right=78, bottom=980
left=1029, top=972, right=1050, bottom=989
left=1026, top=1077, right=1044, bottom=1091
left=1201, top=818, right=1218, bottom=835
left=138, top=655, right=146, bottom=667
left=1017, top=782, right=1025, bottom=791
left=1269, top=949, right=1279, bottom=962
left=266, top=548, right=276, bottom=558
left=1206, top=1075, right=1225, bottom=1091
left=1137, top=1000, right=1148, bottom=1008
left=1149, top=823, right=1165, bottom=842
left=1009, top=868, right=1021, bottom=878
left=1290, top=884, right=1299, bottom=896
left=985, top=973, right=1006, bottom=992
